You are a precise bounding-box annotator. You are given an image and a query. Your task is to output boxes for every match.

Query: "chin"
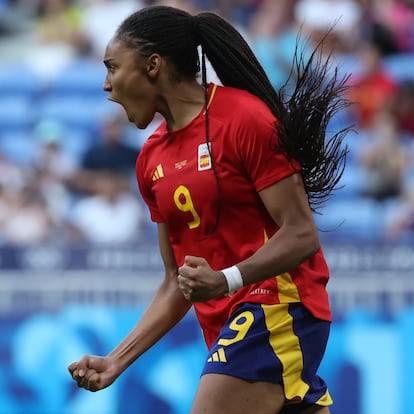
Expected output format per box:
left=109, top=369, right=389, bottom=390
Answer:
left=134, top=120, right=148, bottom=130
left=134, top=115, right=155, bottom=130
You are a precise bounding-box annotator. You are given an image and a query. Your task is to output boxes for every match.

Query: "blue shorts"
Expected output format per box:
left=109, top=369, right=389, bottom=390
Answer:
left=201, top=302, right=332, bottom=408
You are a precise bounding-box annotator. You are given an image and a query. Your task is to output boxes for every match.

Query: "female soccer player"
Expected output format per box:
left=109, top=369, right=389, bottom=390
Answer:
left=68, top=5, right=350, bottom=414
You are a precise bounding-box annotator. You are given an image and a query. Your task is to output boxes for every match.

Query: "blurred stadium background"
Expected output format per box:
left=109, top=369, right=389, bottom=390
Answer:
left=0, top=0, right=413, bottom=413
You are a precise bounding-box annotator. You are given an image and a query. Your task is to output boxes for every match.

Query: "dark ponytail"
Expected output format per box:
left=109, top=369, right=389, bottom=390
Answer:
left=196, top=12, right=350, bottom=212
left=116, top=6, right=351, bottom=212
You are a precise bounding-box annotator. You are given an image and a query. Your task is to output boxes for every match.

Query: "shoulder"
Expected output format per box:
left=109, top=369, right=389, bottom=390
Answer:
left=210, top=85, right=277, bottom=140
left=214, top=84, right=271, bottom=112
left=211, top=85, right=275, bottom=127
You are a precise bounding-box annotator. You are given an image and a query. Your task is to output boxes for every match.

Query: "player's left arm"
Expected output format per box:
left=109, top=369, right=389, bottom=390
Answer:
left=178, top=172, right=320, bottom=300
left=236, top=172, right=320, bottom=283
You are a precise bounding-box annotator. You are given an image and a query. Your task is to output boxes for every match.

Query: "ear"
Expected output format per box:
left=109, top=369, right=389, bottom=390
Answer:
left=146, top=53, right=162, bottom=79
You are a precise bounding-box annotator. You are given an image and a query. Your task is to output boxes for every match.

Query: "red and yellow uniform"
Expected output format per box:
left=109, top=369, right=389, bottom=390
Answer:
left=137, top=83, right=333, bottom=407
left=137, top=83, right=331, bottom=348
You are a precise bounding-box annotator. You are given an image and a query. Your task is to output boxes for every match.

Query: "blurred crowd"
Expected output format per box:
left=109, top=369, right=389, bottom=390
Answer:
left=0, top=0, right=413, bottom=246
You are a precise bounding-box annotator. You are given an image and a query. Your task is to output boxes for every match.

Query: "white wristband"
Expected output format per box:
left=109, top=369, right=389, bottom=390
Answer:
left=221, top=265, right=243, bottom=295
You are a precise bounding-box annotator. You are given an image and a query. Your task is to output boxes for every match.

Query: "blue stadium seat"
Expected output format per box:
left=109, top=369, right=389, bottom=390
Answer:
left=334, top=164, right=365, bottom=199
left=0, top=130, right=36, bottom=164
left=36, top=95, right=115, bottom=133
left=49, top=58, right=107, bottom=99
left=0, top=64, right=42, bottom=98
left=0, top=96, right=34, bottom=131
left=315, top=197, right=386, bottom=241
left=382, top=54, right=414, bottom=82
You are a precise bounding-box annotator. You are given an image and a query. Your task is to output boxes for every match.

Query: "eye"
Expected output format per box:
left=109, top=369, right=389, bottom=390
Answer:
left=104, top=61, right=116, bottom=73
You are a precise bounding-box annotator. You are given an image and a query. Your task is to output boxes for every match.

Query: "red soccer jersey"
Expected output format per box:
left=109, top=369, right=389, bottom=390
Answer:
left=137, top=84, right=331, bottom=349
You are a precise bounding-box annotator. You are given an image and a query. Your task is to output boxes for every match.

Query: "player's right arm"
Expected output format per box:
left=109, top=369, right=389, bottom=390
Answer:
left=68, top=222, right=192, bottom=391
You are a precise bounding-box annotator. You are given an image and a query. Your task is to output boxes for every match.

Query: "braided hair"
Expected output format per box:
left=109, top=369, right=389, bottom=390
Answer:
left=115, top=5, right=351, bottom=213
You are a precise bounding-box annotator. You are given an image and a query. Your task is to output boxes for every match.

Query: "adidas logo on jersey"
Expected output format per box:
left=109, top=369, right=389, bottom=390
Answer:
left=207, top=347, right=227, bottom=363
left=152, top=164, right=164, bottom=181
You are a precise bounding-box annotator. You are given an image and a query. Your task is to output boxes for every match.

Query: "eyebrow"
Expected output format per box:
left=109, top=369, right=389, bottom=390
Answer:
left=103, top=58, right=114, bottom=66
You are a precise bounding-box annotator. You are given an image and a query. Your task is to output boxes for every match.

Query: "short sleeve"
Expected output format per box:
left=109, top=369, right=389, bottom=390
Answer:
left=235, top=109, right=300, bottom=192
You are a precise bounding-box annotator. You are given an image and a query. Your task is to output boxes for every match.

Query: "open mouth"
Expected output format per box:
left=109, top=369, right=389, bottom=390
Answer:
left=106, top=97, right=134, bottom=122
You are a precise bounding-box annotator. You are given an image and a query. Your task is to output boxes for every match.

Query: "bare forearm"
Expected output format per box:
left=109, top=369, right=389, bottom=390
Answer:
left=237, top=224, right=320, bottom=285
left=108, top=277, right=191, bottom=373
left=233, top=174, right=321, bottom=286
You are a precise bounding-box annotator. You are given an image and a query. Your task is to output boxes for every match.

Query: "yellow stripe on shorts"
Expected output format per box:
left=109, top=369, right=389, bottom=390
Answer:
left=261, top=303, right=309, bottom=402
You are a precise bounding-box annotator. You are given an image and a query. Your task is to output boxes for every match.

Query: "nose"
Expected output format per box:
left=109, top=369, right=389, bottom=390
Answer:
left=103, top=75, right=111, bottom=92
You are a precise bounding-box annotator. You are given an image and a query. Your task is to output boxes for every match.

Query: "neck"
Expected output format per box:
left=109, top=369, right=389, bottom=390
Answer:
left=160, top=80, right=207, bottom=131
